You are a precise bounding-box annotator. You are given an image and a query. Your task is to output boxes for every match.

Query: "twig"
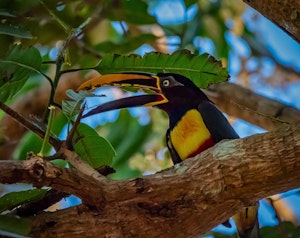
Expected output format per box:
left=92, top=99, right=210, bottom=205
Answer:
left=0, top=101, right=62, bottom=151
left=65, top=103, right=86, bottom=150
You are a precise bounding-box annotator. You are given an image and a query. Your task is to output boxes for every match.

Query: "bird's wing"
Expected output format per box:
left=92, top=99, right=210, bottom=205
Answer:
left=198, top=101, right=239, bottom=141
left=166, top=128, right=182, bottom=164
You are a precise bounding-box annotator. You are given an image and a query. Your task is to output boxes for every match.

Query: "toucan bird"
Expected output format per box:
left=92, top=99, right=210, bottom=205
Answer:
left=77, top=72, right=260, bottom=238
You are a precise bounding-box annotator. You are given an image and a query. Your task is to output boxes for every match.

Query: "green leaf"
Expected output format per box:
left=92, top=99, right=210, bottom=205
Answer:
left=13, top=132, right=43, bottom=160
left=73, top=123, right=116, bottom=168
left=197, top=12, right=229, bottom=58
left=0, top=189, right=48, bottom=213
left=95, top=50, right=229, bottom=88
left=108, top=0, right=156, bottom=25
left=0, top=23, right=33, bottom=39
left=0, top=44, right=42, bottom=102
left=181, top=11, right=201, bottom=46
left=0, top=9, right=16, bottom=17
left=107, top=110, right=151, bottom=167
left=62, top=89, right=97, bottom=119
left=94, top=34, right=157, bottom=54
left=260, top=222, right=300, bottom=238
left=103, top=110, right=152, bottom=179
left=0, top=215, right=31, bottom=237
left=184, top=0, right=198, bottom=8
left=203, top=230, right=233, bottom=238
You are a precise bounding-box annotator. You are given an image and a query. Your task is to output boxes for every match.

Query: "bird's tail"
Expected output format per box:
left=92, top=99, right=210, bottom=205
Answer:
left=233, top=203, right=260, bottom=238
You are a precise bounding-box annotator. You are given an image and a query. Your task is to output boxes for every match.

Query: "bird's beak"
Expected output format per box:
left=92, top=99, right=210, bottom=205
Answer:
left=77, top=73, right=168, bottom=118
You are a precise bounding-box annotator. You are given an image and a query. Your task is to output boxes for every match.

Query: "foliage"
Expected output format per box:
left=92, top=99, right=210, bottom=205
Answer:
left=260, top=222, right=300, bottom=238
left=14, top=113, right=68, bottom=160
left=95, top=50, right=229, bottom=88
left=0, top=45, right=42, bottom=102
left=0, top=189, right=48, bottom=213
left=0, top=215, right=31, bottom=238
left=103, top=110, right=153, bottom=179
left=73, top=123, right=115, bottom=169
left=62, top=89, right=96, bottom=119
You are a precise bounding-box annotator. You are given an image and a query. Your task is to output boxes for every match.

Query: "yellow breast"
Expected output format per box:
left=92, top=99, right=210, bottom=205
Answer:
left=170, top=109, right=212, bottom=160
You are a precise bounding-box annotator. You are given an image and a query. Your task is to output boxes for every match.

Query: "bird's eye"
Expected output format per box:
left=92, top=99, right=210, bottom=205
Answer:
left=163, top=79, right=170, bottom=87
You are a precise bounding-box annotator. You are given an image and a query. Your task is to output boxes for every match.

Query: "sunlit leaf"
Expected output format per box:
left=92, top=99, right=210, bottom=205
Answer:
left=0, top=189, right=48, bottom=213
left=73, top=123, right=115, bottom=168
left=95, top=50, right=229, bottom=89
left=0, top=44, right=42, bottom=101
left=62, top=89, right=97, bottom=119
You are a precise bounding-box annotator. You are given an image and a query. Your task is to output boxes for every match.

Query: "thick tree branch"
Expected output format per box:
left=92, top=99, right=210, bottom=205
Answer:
left=243, top=0, right=300, bottom=43
left=1, top=124, right=300, bottom=237
left=0, top=153, right=108, bottom=207
left=207, top=82, right=300, bottom=130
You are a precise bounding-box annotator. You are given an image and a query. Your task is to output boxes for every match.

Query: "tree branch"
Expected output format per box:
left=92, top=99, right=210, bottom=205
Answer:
left=207, top=82, right=300, bottom=130
left=0, top=101, right=62, bottom=150
left=0, top=153, right=108, bottom=207
left=243, top=0, right=300, bottom=43
left=1, top=124, right=300, bottom=237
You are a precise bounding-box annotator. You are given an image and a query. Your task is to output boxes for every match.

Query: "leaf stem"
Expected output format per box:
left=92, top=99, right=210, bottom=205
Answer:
left=44, top=54, right=63, bottom=121
left=60, top=66, right=97, bottom=75
left=38, top=105, right=56, bottom=156
left=65, top=103, right=86, bottom=150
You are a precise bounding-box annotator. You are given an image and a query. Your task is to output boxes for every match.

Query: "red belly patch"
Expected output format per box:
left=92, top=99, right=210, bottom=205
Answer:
left=186, top=136, right=215, bottom=159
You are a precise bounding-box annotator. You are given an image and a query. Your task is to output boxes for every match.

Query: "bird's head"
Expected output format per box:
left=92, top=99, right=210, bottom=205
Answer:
left=77, top=72, right=209, bottom=118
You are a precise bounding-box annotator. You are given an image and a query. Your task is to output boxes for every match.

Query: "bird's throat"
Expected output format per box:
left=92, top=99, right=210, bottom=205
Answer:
left=170, top=109, right=215, bottom=160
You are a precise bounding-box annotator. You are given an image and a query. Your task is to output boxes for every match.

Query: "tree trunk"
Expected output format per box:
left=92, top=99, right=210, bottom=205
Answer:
left=243, top=0, right=300, bottom=43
